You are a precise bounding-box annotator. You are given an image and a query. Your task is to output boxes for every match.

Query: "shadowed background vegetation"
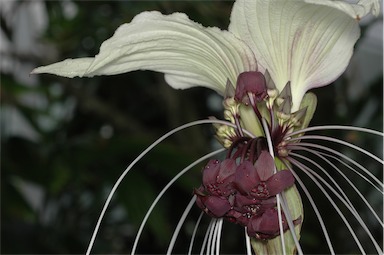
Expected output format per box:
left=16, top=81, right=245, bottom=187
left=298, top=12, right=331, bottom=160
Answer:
left=1, top=1, right=382, bottom=254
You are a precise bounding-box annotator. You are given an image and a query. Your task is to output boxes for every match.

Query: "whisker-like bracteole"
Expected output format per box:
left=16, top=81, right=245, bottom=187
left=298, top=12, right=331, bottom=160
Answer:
left=289, top=158, right=366, bottom=254
left=206, top=219, right=217, bottom=255
left=188, top=212, right=204, bottom=254
left=290, top=152, right=382, bottom=236
left=288, top=156, right=383, bottom=254
left=286, top=127, right=383, bottom=253
left=283, top=163, right=335, bottom=254
left=167, top=195, right=197, bottom=255
left=191, top=212, right=223, bottom=254
left=245, top=229, right=252, bottom=255
left=200, top=219, right=215, bottom=255
left=215, top=218, right=223, bottom=255
left=212, top=218, right=224, bottom=255
left=292, top=146, right=383, bottom=227
left=286, top=125, right=383, bottom=138
left=132, top=148, right=225, bottom=254
left=288, top=143, right=383, bottom=192
left=288, top=135, right=383, bottom=164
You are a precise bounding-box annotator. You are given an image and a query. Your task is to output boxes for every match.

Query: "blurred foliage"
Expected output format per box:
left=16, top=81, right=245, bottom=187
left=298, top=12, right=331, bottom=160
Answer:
left=1, top=1, right=382, bottom=254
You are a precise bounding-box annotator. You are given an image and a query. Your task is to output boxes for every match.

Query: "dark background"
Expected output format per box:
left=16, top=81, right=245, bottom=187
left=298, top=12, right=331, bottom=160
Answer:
left=1, top=1, right=382, bottom=254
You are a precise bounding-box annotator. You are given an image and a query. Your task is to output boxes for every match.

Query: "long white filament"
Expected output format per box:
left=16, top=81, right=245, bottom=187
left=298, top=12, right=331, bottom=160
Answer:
left=283, top=163, right=335, bottom=254
left=288, top=135, right=383, bottom=164
left=167, top=195, right=197, bottom=254
left=245, top=228, right=252, bottom=255
left=294, top=146, right=383, bottom=226
left=290, top=153, right=382, bottom=253
left=215, top=218, right=223, bottom=255
left=200, top=219, right=215, bottom=255
left=289, top=143, right=383, bottom=191
left=206, top=219, right=217, bottom=255
left=291, top=152, right=357, bottom=211
left=290, top=157, right=383, bottom=254
left=132, top=148, right=225, bottom=254
left=209, top=218, right=222, bottom=255
left=188, top=212, right=204, bottom=255
left=85, top=119, right=240, bottom=255
left=286, top=125, right=382, bottom=254
left=289, top=157, right=366, bottom=254
left=286, top=125, right=383, bottom=138
left=262, top=118, right=286, bottom=255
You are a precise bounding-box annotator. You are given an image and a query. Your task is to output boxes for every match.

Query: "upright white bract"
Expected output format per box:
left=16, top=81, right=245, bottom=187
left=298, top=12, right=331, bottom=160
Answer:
left=229, top=0, right=367, bottom=111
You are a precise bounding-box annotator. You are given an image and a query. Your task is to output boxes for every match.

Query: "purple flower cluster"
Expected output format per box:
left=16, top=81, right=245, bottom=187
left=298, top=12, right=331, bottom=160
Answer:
left=195, top=151, right=295, bottom=239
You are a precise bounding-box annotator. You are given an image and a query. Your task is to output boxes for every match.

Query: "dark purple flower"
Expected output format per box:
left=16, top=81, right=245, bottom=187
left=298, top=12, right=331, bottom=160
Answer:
left=194, top=150, right=297, bottom=240
left=234, top=194, right=276, bottom=215
left=246, top=208, right=289, bottom=239
left=234, top=151, right=294, bottom=199
left=202, top=159, right=237, bottom=197
left=194, top=159, right=237, bottom=217
left=195, top=191, right=232, bottom=218
left=235, top=71, right=267, bottom=103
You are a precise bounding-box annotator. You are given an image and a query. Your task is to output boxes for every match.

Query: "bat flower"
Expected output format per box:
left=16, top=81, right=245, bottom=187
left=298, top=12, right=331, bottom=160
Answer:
left=32, top=0, right=382, bottom=255
left=195, top=150, right=297, bottom=237
left=247, top=208, right=290, bottom=240
left=194, top=159, right=236, bottom=217
left=233, top=151, right=295, bottom=198
left=229, top=193, right=277, bottom=226
left=195, top=190, right=232, bottom=218
left=201, top=159, right=237, bottom=197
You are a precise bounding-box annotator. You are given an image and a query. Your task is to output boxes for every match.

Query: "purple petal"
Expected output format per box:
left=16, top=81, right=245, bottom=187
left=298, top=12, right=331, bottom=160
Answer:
left=266, top=170, right=295, bottom=196
left=234, top=161, right=259, bottom=194
left=202, top=159, right=220, bottom=187
left=217, top=159, right=237, bottom=183
left=204, top=196, right=231, bottom=217
left=247, top=208, right=288, bottom=239
left=226, top=209, right=242, bottom=219
left=226, top=209, right=249, bottom=226
left=258, top=197, right=278, bottom=214
left=234, top=193, right=259, bottom=208
left=216, top=182, right=235, bottom=197
left=260, top=197, right=277, bottom=206
left=255, top=151, right=275, bottom=181
left=235, top=71, right=267, bottom=102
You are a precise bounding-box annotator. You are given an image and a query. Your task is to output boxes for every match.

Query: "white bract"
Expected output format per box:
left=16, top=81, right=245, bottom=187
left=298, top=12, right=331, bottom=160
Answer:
left=32, top=0, right=379, bottom=112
